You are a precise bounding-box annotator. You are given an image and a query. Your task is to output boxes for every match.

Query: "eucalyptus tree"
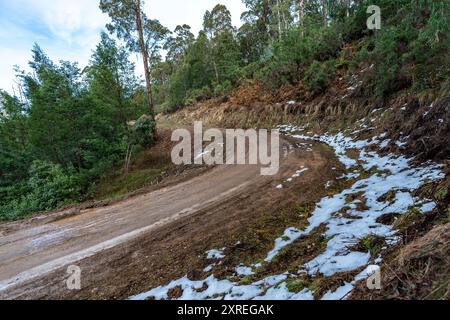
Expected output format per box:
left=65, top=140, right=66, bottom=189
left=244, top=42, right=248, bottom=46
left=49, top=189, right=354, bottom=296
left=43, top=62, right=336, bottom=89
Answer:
left=164, top=24, right=195, bottom=64
left=99, top=0, right=170, bottom=121
left=203, top=4, right=235, bottom=82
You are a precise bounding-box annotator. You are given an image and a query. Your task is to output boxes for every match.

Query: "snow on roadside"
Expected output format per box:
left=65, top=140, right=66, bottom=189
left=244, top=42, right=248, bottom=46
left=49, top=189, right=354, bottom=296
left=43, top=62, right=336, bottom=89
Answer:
left=321, top=282, right=354, bottom=300
left=269, top=126, right=443, bottom=273
left=130, top=274, right=294, bottom=301
left=203, top=265, right=214, bottom=272
left=269, top=125, right=444, bottom=278
left=235, top=266, right=255, bottom=276
left=265, top=228, right=304, bottom=262
left=206, top=248, right=226, bottom=260
left=131, top=125, right=444, bottom=301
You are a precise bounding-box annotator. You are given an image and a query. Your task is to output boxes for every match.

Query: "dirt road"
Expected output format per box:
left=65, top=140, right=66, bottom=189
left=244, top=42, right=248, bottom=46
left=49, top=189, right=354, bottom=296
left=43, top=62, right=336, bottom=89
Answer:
left=0, top=136, right=336, bottom=300
left=0, top=164, right=259, bottom=284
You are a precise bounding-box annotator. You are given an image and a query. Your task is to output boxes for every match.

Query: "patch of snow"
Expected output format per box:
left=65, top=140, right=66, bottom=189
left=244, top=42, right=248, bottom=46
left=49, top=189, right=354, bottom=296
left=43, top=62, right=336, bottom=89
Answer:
left=255, top=283, right=314, bottom=300
left=265, top=228, right=303, bottom=262
left=130, top=272, right=317, bottom=301
left=203, top=265, right=214, bottom=272
left=130, top=273, right=297, bottom=301
left=206, top=248, right=226, bottom=260
left=267, top=126, right=444, bottom=278
left=379, top=139, right=390, bottom=149
left=235, top=266, right=255, bottom=276
left=353, top=265, right=380, bottom=283
left=321, top=282, right=353, bottom=300
left=395, top=141, right=407, bottom=148
left=292, top=168, right=309, bottom=178
left=305, top=251, right=371, bottom=277
left=419, top=202, right=436, bottom=213
left=339, top=172, right=361, bottom=180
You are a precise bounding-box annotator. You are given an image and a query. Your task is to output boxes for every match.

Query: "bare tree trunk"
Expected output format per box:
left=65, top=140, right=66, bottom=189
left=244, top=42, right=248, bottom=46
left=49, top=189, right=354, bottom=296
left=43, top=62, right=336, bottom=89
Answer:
left=322, top=0, right=328, bottom=27
left=135, top=0, right=155, bottom=121
left=297, top=0, right=305, bottom=37
left=276, top=0, right=282, bottom=39
left=124, top=144, right=133, bottom=175
left=281, top=1, right=288, bottom=32
left=213, top=60, right=219, bottom=83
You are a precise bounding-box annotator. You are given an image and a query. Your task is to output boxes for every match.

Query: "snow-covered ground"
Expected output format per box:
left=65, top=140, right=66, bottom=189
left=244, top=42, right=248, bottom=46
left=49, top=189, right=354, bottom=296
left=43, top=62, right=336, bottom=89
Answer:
left=131, top=125, right=444, bottom=301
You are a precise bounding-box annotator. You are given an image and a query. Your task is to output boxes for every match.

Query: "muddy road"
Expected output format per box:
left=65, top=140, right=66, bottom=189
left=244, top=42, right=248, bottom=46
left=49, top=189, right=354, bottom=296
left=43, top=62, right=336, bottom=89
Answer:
left=0, top=137, right=337, bottom=300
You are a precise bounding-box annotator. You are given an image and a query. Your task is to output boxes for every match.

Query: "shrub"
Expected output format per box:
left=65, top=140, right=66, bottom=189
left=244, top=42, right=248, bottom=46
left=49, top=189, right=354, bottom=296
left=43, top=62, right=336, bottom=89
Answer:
left=213, top=80, right=233, bottom=96
left=410, top=9, right=450, bottom=91
left=304, top=60, right=336, bottom=95
left=312, top=27, right=343, bottom=61
left=131, top=115, right=156, bottom=148
left=0, top=161, right=82, bottom=220
left=185, top=86, right=213, bottom=105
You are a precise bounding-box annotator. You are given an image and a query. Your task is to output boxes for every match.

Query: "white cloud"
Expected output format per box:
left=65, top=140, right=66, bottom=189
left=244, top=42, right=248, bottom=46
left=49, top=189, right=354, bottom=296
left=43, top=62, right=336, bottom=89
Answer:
left=0, top=0, right=246, bottom=93
left=38, top=0, right=108, bottom=43
left=0, top=48, right=31, bottom=93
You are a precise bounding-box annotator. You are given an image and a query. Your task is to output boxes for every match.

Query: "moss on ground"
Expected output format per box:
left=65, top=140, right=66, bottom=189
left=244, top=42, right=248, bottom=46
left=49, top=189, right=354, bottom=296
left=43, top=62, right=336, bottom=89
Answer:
left=92, top=164, right=170, bottom=200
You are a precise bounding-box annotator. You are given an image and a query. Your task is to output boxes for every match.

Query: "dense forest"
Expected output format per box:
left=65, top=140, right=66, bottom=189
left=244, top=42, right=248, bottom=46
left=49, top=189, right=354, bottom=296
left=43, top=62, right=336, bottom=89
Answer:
left=0, top=0, right=448, bottom=220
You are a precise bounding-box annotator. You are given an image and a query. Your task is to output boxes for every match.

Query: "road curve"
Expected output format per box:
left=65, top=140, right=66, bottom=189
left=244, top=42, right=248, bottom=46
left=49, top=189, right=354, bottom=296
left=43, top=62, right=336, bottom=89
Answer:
left=0, top=139, right=297, bottom=296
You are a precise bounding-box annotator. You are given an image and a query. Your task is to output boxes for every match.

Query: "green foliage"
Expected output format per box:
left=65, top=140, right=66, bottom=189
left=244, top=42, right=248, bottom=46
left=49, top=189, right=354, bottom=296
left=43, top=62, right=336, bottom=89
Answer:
left=254, top=23, right=342, bottom=90
left=304, top=60, right=336, bottom=95
left=364, top=27, right=402, bottom=98
left=184, top=86, right=213, bottom=106
left=163, top=6, right=243, bottom=109
left=359, top=235, right=385, bottom=257
left=214, top=80, right=233, bottom=96
left=0, top=35, right=150, bottom=220
left=0, top=90, right=31, bottom=187
left=1, top=0, right=449, bottom=221
left=286, top=279, right=307, bottom=293
left=357, top=0, right=450, bottom=99
left=131, top=115, right=156, bottom=147
left=0, top=161, right=81, bottom=220
left=410, top=7, right=450, bottom=90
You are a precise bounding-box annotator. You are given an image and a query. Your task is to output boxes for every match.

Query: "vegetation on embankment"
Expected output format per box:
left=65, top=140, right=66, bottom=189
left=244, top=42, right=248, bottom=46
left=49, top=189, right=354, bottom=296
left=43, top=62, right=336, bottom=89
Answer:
left=156, top=0, right=448, bottom=113
left=1, top=0, right=448, bottom=221
left=0, top=36, right=157, bottom=221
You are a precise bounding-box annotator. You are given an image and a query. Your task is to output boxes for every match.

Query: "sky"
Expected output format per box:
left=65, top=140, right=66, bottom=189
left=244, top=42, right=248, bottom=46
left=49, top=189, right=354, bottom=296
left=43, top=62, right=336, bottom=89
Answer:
left=0, top=0, right=246, bottom=93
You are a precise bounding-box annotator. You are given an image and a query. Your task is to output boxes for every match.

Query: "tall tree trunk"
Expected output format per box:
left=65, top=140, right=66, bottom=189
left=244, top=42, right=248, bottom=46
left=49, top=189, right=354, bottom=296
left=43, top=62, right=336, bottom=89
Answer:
left=212, top=60, right=219, bottom=83
left=135, top=1, right=155, bottom=121
left=322, top=0, right=328, bottom=27
left=261, top=0, right=271, bottom=39
left=276, top=0, right=282, bottom=39
left=297, top=0, right=305, bottom=37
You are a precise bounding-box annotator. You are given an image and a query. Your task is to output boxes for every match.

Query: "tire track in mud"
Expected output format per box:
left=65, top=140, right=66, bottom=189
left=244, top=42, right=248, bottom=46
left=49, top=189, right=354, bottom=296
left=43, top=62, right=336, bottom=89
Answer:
left=0, top=138, right=334, bottom=299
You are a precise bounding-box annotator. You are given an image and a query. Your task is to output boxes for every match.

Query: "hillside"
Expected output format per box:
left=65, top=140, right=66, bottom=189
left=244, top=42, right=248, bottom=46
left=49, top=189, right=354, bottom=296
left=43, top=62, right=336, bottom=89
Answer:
left=0, top=0, right=448, bottom=301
